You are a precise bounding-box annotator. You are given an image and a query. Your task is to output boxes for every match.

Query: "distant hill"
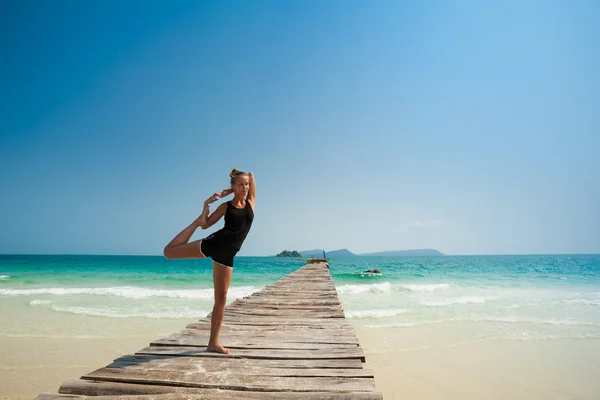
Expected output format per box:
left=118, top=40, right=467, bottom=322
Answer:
left=299, top=248, right=443, bottom=258
left=299, top=249, right=355, bottom=258
left=359, top=249, right=444, bottom=257
left=326, top=249, right=355, bottom=258
left=299, top=249, right=331, bottom=258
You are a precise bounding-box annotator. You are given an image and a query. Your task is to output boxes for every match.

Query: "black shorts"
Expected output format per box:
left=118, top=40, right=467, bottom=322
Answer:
left=199, top=230, right=239, bottom=268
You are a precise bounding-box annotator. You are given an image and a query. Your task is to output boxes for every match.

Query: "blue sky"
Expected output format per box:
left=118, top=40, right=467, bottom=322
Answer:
left=1, top=1, right=599, bottom=256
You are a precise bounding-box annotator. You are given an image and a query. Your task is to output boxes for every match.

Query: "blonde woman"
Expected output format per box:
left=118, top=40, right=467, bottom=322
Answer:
left=164, top=169, right=255, bottom=354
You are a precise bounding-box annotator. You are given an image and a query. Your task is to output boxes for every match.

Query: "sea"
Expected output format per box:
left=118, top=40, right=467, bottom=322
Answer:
left=1, top=254, right=599, bottom=343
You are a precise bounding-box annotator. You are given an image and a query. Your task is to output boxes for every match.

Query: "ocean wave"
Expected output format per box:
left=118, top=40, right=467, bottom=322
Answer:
left=29, top=299, right=53, bottom=305
left=337, top=282, right=450, bottom=295
left=366, top=315, right=600, bottom=328
left=418, top=296, right=494, bottom=306
left=334, top=272, right=384, bottom=279
left=401, top=283, right=450, bottom=292
left=507, top=298, right=600, bottom=309
left=0, top=275, right=9, bottom=280
left=346, top=308, right=408, bottom=319
left=0, top=285, right=260, bottom=300
left=337, top=282, right=393, bottom=294
left=562, top=299, right=600, bottom=306
left=50, top=305, right=209, bottom=319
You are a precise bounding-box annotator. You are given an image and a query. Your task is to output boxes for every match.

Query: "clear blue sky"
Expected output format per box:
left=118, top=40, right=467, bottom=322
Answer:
left=1, top=1, right=599, bottom=256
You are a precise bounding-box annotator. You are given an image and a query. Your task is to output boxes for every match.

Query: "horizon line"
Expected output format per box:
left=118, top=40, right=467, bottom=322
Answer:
left=1, top=252, right=599, bottom=257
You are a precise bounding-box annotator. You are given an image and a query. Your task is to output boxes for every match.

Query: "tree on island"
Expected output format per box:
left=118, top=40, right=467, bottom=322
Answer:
left=276, top=250, right=302, bottom=257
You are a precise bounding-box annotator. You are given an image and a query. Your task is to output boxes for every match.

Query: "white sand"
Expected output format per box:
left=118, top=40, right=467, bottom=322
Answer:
left=356, top=324, right=600, bottom=400
left=1, top=322, right=599, bottom=400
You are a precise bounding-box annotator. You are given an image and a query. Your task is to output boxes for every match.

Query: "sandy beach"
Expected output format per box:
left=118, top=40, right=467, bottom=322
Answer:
left=2, top=321, right=599, bottom=400
left=356, top=325, right=600, bottom=400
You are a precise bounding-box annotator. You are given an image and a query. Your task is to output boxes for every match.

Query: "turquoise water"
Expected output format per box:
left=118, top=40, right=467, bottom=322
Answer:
left=1, top=254, right=599, bottom=340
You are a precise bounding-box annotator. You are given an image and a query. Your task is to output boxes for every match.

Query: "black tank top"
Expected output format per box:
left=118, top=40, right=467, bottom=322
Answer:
left=223, top=200, right=254, bottom=250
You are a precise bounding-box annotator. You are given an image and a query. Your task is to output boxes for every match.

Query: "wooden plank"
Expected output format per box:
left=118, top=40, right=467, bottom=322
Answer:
left=58, top=380, right=383, bottom=399
left=257, top=289, right=339, bottom=294
left=269, top=283, right=335, bottom=288
left=176, top=330, right=359, bottom=343
left=82, top=368, right=377, bottom=392
left=215, top=318, right=354, bottom=328
left=182, top=325, right=357, bottom=336
left=220, top=309, right=345, bottom=318
left=37, top=393, right=245, bottom=400
left=136, top=345, right=366, bottom=362
left=229, top=304, right=342, bottom=309
left=154, top=333, right=360, bottom=346
left=151, top=337, right=357, bottom=350
left=184, top=322, right=357, bottom=334
left=248, top=290, right=339, bottom=295
left=94, top=362, right=374, bottom=378
left=227, top=303, right=343, bottom=311
left=231, top=297, right=340, bottom=304
left=111, top=355, right=364, bottom=370
left=223, top=306, right=343, bottom=314
left=205, top=317, right=353, bottom=326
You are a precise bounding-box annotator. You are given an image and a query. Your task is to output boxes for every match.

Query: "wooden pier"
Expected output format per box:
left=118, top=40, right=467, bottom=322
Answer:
left=35, top=262, right=382, bottom=400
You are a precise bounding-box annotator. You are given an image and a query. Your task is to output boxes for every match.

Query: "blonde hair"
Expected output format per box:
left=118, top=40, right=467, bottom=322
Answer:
left=230, top=168, right=248, bottom=185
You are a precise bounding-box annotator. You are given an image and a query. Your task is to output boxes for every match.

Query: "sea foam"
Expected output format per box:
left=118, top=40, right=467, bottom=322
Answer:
left=0, top=285, right=260, bottom=300
left=346, top=308, right=408, bottom=319
left=50, top=305, right=209, bottom=319
left=418, top=295, right=494, bottom=306
left=366, top=315, right=600, bottom=329
left=29, top=299, right=53, bottom=305
left=337, top=282, right=450, bottom=295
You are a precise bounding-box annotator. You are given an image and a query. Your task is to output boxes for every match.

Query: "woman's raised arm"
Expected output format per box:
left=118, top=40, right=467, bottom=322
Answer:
left=247, top=172, right=256, bottom=207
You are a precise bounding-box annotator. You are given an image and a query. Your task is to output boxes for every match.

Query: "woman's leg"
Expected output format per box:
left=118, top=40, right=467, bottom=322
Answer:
left=208, top=261, right=233, bottom=354
left=163, top=218, right=206, bottom=259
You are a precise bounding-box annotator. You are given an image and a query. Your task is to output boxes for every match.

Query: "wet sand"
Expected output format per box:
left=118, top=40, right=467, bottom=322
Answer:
left=2, top=323, right=599, bottom=400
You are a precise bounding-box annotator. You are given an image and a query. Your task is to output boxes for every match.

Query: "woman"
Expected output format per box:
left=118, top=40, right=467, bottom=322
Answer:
left=163, top=169, right=255, bottom=354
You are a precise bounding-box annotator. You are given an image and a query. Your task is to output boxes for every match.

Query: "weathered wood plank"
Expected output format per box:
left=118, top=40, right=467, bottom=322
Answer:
left=214, top=315, right=350, bottom=324
left=224, top=306, right=343, bottom=313
left=220, top=309, right=345, bottom=318
left=256, top=289, right=339, bottom=294
left=58, top=380, right=383, bottom=399
left=111, top=355, right=364, bottom=370
left=206, top=319, right=355, bottom=328
left=185, top=322, right=356, bottom=334
left=175, top=331, right=359, bottom=343
left=37, top=393, right=245, bottom=400
left=247, top=294, right=340, bottom=299
left=228, top=303, right=343, bottom=311
left=95, top=362, right=374, bottom=378
left=82, top=368, right=376, bottom=392
left=151, top=337, right=357, bottom=350
left=232, top=299, right=342, bottom=307
left=153, top=333, right=359, bottom=346
left=136, top=345, right=366, bottom=362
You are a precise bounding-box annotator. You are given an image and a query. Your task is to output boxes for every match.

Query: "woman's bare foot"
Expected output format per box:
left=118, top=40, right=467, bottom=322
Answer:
left=207, top=342, right=230, bottom=354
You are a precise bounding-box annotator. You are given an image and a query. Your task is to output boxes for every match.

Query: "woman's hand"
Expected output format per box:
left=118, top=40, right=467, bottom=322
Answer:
left=218, top=188, right=233, bottom=198
left=204, top=193, right=221, bottom=207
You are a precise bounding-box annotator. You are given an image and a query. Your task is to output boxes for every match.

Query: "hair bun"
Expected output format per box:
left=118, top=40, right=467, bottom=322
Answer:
left=230, top=168, right=240, bottom=178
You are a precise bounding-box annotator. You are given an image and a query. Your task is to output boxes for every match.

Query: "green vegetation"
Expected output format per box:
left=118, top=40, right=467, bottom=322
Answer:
left=276, top=250, right=302, bottom=257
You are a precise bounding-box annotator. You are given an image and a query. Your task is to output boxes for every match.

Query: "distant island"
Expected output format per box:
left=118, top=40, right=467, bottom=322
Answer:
left=297, top=248, right=444, bottom=258
left=276, top=250, right=302, bottom=257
